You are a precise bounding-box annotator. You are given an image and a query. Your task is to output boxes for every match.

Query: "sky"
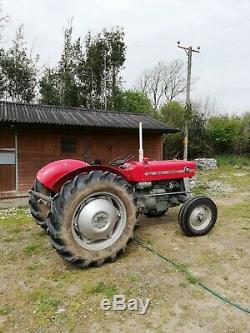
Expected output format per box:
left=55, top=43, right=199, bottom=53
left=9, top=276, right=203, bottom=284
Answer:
left=2, top=0, right=250, bottom=115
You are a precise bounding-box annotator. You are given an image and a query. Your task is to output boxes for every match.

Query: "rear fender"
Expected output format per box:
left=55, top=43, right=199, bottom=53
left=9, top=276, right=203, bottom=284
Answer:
left=36, top=159, right=127, bottom=193
left=36, top=159, right=89, bottom=192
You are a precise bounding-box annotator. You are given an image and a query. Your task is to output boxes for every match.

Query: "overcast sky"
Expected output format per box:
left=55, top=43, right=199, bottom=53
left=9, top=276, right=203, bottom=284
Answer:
left=2, top=0, right=250, bottom=114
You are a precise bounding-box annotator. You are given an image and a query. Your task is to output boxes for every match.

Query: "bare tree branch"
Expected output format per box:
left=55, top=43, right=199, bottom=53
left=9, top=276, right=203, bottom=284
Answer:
left=137, top=59, right=187, bottom=110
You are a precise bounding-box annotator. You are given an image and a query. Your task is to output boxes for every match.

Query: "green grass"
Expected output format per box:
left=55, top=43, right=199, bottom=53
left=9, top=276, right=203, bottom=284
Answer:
left=0, top=305, right=12, bottom=316
left=82, top=281, right=117, bottom=298
left=23, top=243, right=42, bottom=256
left=215, top=154, right=250, bottom=167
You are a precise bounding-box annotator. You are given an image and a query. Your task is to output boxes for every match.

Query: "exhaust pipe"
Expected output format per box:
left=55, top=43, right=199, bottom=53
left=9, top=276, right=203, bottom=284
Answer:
left=139, top=122, right=144, bottom=162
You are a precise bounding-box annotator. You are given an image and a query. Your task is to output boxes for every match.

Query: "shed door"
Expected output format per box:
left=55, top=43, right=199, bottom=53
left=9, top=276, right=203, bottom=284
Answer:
left=0, top=129, right=16, bottom=192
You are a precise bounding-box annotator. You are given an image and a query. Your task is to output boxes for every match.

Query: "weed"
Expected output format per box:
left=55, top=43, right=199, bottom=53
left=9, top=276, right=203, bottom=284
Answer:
left=23, top=243, right=41, bottom=256
left=129, top=274, right=140, bottom=282
left=37, top=297, right=60, bottom=313
left=186, top=274, right=199, bottom=285
left=0, top=305, right=12, bottom=316
left=82, top=281, right=117, bottom=298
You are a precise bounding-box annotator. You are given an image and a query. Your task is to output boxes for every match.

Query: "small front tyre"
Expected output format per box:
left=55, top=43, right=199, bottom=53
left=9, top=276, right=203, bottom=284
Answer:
left=178, top=196, right=217, bottom=236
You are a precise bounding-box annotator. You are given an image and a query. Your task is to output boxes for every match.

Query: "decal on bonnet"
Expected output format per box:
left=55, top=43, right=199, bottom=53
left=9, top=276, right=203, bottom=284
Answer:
left=145, top=168, right=195, bottom=176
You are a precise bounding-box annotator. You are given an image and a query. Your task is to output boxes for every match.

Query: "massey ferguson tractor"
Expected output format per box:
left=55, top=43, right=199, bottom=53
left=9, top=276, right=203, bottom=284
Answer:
left=29, top=123, right=217, bottom=268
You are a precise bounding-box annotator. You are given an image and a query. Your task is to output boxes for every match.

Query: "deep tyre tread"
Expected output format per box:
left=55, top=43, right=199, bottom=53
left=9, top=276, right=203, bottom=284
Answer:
left=48, top=171, right=136, bottom=268
left=178, top=196, right=217, bottom=236
left=29, top=180, right=51, bottom=231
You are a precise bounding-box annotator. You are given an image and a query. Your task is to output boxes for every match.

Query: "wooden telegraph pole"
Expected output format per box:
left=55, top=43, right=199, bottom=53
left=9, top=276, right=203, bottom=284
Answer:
left=177, top=41, right=200, bottom=160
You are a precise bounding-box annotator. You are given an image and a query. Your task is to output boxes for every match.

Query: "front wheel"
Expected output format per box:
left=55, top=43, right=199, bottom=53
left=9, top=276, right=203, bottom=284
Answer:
left=178, top=196, right=217, bottom=236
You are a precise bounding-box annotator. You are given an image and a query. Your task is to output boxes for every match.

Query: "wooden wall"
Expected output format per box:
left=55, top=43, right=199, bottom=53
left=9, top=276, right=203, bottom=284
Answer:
left=4, top=126, right=163, bottom=193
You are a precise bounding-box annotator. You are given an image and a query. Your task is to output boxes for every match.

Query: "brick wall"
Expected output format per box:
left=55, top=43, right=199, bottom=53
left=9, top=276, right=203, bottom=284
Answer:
left=16, top=126, right=163, bottom=193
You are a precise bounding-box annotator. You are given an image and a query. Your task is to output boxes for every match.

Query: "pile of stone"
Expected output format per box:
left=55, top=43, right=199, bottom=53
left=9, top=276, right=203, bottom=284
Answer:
left=194, top=158, right=217, bottom=170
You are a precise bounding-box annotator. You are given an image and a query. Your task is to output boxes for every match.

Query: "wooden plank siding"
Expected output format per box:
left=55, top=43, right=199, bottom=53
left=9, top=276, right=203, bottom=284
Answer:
left=0, top=128, right=15, bottom=149
left=1, top=126, right=163, bottom=194
left=0, top=165, right=16, bottom=192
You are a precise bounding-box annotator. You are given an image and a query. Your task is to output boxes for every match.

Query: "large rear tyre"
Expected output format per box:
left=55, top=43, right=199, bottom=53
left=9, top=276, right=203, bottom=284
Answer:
left=29, top=180, right=51, bottom=231
left=48, top=171, right=136, bottom=268
left=178, top=196, right=217, bottom=236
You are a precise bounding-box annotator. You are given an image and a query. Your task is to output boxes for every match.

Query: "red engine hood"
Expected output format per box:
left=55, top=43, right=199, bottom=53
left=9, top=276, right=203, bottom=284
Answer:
left=117, top=160, right=196, bottom=182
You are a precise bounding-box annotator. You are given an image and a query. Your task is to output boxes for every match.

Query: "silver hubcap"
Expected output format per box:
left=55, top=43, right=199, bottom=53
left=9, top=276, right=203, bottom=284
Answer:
left=189, top=205, right=212, bottom=231
left=71, top=192, right=127, bottom=251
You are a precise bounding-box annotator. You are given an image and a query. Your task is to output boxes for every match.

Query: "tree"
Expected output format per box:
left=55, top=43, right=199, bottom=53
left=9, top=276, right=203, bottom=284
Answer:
left=0, top=25, right=38, bottom=103
left=0, top=3, right=9, bottom=99
left=208, top=116, right=237, bottom=154
left=57, top=22, right=82, bottom=106
left=160, top=101, right=186, bottom=158
left=39, top=25, right=126, bottom=109
left=138, top=60, right=186, bottom=110
left=160, top=100, right=186, bottom=128
left=39, top=68, right=61, bottom=105
left=84, top=28, right=126, bottom=109
left=160, top=101, right=211, bottom=159
left=207, top=115, right=248, bottom=155
left=114, top=89, right=153, bottom=114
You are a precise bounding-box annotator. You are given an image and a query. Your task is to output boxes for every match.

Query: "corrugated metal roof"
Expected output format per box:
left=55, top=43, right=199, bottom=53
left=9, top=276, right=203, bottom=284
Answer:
left=0, top=101, right=179, bottom=133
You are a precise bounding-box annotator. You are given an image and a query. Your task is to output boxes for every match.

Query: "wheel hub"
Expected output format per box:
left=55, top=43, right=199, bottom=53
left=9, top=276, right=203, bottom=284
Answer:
left=93, top=212, right=109, bottom=229
left=189, top=205, right=211, bottom=230
left=77, top=198, right=118, bottom=241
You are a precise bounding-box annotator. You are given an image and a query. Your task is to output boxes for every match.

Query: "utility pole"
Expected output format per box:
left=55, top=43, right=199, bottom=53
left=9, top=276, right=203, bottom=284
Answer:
left=177, top=41, right=200, bottom=160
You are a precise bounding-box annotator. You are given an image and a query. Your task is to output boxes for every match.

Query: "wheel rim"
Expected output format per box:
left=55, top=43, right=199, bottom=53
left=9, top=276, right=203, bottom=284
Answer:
left=189, top=204, right=212, bottom=231
left=71, top=192, right=127, bottom=251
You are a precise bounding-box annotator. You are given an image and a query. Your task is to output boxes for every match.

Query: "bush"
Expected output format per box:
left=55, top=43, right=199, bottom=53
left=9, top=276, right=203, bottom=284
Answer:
left=160, top=101, right=211, bottom=159
left=207, top=115, right=249, bottom=155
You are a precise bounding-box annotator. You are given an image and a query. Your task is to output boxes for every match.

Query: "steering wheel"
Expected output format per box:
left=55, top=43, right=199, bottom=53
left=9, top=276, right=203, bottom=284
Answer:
left=109, top=155, right=134, bottom=166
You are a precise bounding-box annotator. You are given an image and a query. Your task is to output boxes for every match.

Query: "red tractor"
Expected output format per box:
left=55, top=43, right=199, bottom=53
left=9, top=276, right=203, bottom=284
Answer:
left=29, top=123, right=217, bottom=268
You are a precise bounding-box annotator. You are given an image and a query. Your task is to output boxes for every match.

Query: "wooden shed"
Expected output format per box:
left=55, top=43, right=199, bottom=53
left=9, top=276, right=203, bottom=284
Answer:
left=0, top=101, right=178, bottom=197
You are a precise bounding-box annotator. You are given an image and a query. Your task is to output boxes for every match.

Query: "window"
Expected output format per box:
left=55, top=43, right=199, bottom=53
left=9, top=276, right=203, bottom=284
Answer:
left=61, top=136, right=77, bottom=154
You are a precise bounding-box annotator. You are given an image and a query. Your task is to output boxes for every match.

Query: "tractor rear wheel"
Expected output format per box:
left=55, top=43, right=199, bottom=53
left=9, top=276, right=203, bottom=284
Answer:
left=48, top=171, right=136, bottom=268
left=29, top=180, right=51, bottom=231
left=178, top=196, right=217, bottom=236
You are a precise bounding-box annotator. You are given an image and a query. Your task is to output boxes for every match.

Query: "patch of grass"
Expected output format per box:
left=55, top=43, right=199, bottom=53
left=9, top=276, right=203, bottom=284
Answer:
left=0, top=305, right=12, bottom=316
left=174, top=262, right=188, bottom=273
left=216, top=155, right=250, bottom=167
left=23, top=243, right=41, bottom=256
left=129, top=274, right=140, bottom=282
left=82, top=281, right=117, bottom=298
left=173, top=262, right=200, bottom=284
left=219, top=201, right=250, bottom=219
left=36, top=297, right=60, bottom=313
left=186, top=274, right=200, bottom=285
left=26, top=263, right=39, bottom=271
left=28, top=289, right=61, bottom=314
